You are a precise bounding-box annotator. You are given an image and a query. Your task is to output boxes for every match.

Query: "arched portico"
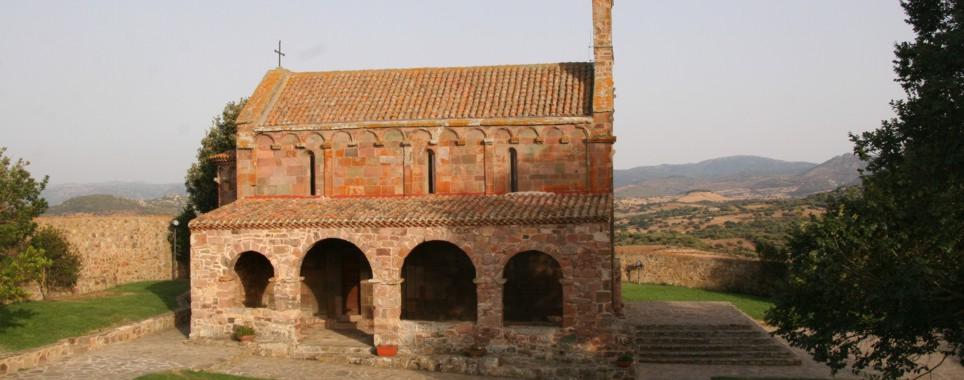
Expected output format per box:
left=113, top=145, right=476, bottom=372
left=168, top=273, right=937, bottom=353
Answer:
left=234, top=251, right=275, bottom=308
left=503, top=250, right=564, bottom=325
left=299, top=238, right=374, bottom=322
left=401, top=241, right=477, bottom=321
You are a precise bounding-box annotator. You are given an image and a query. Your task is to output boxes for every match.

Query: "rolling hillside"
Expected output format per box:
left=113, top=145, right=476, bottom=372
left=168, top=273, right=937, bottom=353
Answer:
left=42, top=182, right=185, bottom=206
left=44, top=194, right=185, bottom=216
left=615, top=154, right=865, bottom=198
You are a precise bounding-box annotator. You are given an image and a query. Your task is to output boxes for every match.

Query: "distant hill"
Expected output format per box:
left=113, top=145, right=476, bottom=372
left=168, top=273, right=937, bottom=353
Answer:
left=45, top=194, right=185, bottom=216
left=42, top=182, right=185, bottom=206
left=790, top=154, right=865, bottom=196
left=615, top=154, right=866, bottom=198
left=614, top=156, right=817, bottom=188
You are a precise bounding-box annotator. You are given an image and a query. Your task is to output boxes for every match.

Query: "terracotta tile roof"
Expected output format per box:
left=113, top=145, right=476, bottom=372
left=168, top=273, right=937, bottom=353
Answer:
left=208, top=151, right=235, bottom=163
left=237, top=63, right=594, bottom=127
left=190, top=192, right=610, bottom=230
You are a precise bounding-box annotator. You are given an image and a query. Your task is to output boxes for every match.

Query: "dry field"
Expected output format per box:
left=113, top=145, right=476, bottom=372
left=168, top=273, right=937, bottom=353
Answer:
left=615, top=191, right=825, bottom=257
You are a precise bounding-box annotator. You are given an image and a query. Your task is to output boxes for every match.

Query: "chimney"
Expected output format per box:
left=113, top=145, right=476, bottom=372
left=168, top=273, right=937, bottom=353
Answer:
left=592, top=0, right=614, bottom=116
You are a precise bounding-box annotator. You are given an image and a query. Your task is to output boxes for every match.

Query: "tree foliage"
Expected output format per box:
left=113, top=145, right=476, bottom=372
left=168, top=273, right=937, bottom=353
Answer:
left=170, top=99, right=245, bottom=264
left=766, top=1, right=964, bottom=378
left=30, top=225, right=81, bottom=299
left=0, top=147, right=51, bottom=303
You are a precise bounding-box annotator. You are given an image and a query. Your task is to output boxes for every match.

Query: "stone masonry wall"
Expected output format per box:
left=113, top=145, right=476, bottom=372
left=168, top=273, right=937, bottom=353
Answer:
left=240, top=124, right=595, bottom=199
left=616, top=245, right=765, bottom=295
left=36, top=215, right=173, bottom=295
left=189, top=222, right=617, bottom=357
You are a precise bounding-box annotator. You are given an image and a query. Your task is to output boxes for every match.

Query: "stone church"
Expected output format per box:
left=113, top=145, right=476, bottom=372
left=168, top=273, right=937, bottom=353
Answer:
left=190, top=0, right=619, bottom=358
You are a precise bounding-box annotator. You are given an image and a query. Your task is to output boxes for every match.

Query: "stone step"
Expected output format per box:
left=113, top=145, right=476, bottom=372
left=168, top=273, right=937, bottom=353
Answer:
left=635, top=350, right=796, bottom=360
left=308, top=352, right=629, bottom=380
left=293, top=344, right=373, bottom=358
left=633, top=337, right=776, bottom=345
left=633, top=343, right=786, bottom=352
left=632, top=324, right=756, bottom=331
left=634, top=330, right=764, bottom=338
left=635, top=357, right=803, bottom=366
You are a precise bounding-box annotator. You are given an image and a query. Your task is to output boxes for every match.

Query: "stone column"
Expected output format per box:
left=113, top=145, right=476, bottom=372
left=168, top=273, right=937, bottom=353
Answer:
left=474, top=277, right=506, bottom=344
left=321, top=143, right=333, bottom=196
left=372, top=278, right=403, bottom=346
left=474, top=277, right=506, bottom=329
left=560, top=278, right=577, bottom=329
left=482, top=139, right=494, bottom=194
left=401, top=142, right=412, bottom=195
left=271, top=276, right=303, bottom=312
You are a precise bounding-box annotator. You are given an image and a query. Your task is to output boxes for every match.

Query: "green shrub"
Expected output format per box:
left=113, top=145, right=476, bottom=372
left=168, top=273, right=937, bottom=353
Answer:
left=30, top=226, right=80, bottom=298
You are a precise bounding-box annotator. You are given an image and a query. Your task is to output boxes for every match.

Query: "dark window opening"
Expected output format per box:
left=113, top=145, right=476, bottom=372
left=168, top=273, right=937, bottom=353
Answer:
left=235, top=251, right=274, bottom=308
left=300, top=239, right=374, bottom=321
left=503, top=251, right=563, bottom=325
left=509, top=148, right=519, bottom=192
left=427, top=150, right=436, bottom=194
left=402, top=241, right=476, bottom=321
left=308, top=151, right=317, bottom=196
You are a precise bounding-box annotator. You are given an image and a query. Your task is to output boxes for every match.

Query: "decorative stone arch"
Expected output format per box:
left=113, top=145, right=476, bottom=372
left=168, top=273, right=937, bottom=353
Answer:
left=494, top=128, right=515, bottom=144
left=408, top=128, right=433, bottom=145
left=329, top=130, right=354, bottom=147
left=468, top=127, right=487, bottom=141
left=517, top=126, right=541, bottom=144
left=492, top=242, right=575, bottom=279
left=439, top=128, right=461, bottom=145
left=304, top=132, right=325, bottom=148
left=400, top=240, right=478, bottom=321
left=502, top=250, right=564, bottom=325
left=395, top=236, right=483, bottom=275
left=294, top=233, right=381, bottom=278
left=543, top=126, right=566, bottom=144
left=254, top=133, right=276, bottom=148
left=573, top=126, right=591, bottom=140
left=381, top=128, right=405, bottom=145
left=280, top=133, right=301, bottom=147
left=358, top=129, right=380, bottom=147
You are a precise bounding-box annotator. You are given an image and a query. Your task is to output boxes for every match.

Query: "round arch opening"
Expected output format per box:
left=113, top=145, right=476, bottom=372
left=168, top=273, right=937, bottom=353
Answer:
left=401, top=241, right=477, bottom=321
left=234, top=251, right=274, bottom=308
left=503, top=251, right=563, bottom=325
left=300, top=238, right=373, bottom=321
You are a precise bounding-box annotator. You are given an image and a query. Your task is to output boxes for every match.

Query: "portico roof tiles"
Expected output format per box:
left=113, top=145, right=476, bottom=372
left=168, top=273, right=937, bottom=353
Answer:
left=190, top=192, right=611, bottom=230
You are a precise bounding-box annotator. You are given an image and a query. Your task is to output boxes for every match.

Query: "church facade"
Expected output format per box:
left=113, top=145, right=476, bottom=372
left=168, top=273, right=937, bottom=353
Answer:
left=190, top=0, right=619, bottom=357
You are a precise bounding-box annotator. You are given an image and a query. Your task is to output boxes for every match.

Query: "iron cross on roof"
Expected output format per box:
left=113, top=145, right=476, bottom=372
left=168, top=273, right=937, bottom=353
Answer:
left=273, top=40, right=285, bottom=68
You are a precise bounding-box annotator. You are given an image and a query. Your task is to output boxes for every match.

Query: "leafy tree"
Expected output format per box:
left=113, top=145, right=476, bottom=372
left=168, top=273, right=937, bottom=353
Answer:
left=30, top=225, right=81, bottom=299
left=0, top=246, right=51, bottom=302
left=0, top=147, right=50, bottom=303
left=170, top=99, right=246, bottom=265
left=766, top=1, right=963, bottom=378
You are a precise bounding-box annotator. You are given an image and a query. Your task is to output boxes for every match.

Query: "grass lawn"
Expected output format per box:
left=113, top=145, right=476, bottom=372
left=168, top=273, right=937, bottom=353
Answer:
left=136, top=370, right=265, bottom=380
left=0, top=280, right=188, bottom=352
left=622, top=283, right=774, bottom=320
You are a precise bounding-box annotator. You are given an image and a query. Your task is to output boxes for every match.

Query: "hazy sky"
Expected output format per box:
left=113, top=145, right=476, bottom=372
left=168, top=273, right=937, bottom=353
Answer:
left=0, top=0, right=913, bottom=184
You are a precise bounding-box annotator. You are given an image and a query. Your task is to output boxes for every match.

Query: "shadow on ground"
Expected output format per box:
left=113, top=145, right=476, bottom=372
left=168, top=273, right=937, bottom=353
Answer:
left=0, top=306, right=36, bottom=336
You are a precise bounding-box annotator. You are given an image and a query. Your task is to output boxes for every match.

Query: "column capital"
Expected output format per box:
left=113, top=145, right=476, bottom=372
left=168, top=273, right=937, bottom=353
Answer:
left=474, top=277, right=507, bottom=285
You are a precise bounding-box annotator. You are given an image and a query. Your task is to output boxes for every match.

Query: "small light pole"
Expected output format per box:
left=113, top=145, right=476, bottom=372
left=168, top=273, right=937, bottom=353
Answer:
left=171, top=219, right=180, bottom=280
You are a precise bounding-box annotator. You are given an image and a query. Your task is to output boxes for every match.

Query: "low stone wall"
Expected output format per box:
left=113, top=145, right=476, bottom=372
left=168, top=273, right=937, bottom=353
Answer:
left=0, top=308, right=189, bottom=376
left=616, top=245, right=766, bottom=295
left=36, top=214, right=174, bottom=295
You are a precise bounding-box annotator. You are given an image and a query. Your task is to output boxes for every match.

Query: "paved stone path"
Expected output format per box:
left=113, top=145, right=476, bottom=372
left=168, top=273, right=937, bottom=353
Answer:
left=626, top=301, right=964, bottom=380
left=5, top=303, right=962, bottom=380
left=2, top=329, right=495, bottom=380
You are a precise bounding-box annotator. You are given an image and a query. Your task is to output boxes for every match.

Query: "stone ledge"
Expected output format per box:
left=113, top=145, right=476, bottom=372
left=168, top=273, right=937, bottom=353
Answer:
left=0, top=307, right=190, bottom=376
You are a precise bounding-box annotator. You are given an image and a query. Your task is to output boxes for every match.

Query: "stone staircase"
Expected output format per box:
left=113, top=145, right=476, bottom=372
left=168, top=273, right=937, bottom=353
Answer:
left=630, top=324, right=801, bottom=366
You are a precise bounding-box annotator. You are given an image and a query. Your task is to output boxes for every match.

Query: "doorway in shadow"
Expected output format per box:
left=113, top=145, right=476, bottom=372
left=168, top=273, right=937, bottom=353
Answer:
left=299, top=238, right=373, bottom=346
